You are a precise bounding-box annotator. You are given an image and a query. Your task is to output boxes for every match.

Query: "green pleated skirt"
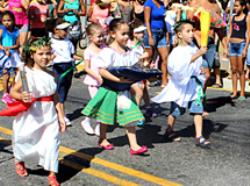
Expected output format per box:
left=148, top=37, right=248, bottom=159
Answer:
left=82, top=87, right=144, bottom=126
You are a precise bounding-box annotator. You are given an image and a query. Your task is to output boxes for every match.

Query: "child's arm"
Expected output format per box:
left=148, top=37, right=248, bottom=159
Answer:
left=53, top=94, right=66, bottom=133
left=10, top=79, right=31, bottom=102
left=73, top=54, right=83, bottom=61
left=57, top=0, right=70, bottom=15
left=99, top=68, right=132, bottom=83
left=85, top=59, right=103, bottom=84
left=190, top=47, right=207, bottom=63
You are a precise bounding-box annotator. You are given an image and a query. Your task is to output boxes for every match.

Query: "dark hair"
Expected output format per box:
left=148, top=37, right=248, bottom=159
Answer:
left=174, top=20, right=194, bottom=34
left=235, top=0, right=246, bottom=6
left=86, top=23, right=102, bottom=36
left=1, top=11, right=16, bottom=28
left=129, top=19, right=144, bottom=39
left=109, top=18, right=127, bottom=33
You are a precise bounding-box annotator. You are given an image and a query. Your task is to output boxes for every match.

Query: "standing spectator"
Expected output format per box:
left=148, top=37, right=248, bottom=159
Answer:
left=8, top=0, right=30, bottom=54
left=29, top=0, right=49, bottom=38
left=244, top=0, right=250, bottom=79
left=58, top=0, right=85, bottom=24
left=117, top=0, right=134, bottom=23
left=227, top=0, right=249, bottom=100
left=133, top=0, right=145, bottom=23
left=87, top=0, right=111, bottom=32
left=144, top=0, right=169, bottom=87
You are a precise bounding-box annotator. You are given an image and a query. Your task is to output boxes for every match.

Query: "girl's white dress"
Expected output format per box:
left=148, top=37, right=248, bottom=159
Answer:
left=12, top=67, right=60, bottom=173
left=152, top=44, right=205, bottom=107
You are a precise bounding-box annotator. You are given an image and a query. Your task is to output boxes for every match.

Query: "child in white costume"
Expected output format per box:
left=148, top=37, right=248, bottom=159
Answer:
left=152, top=21, right=210, bottom=148
left=10, top=38, right=66, bottom=186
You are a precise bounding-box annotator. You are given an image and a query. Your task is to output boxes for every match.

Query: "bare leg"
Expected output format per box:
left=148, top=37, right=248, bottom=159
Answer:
left=167, top=114, right=175, bottom=131
left=125, top=126, right=141, bottom=151
left=230, top=56, right=238, bottom=97
left=99, top=123, right=111, bottom=146
left=2, top=70, right=9, bottom=93
left=157, top=47, right=169, bottom=87
left=214, top=67, right=222, bottom=86
left=194, top=115, right=203, bottom=138
left=237, top=56, right=245, bottom=97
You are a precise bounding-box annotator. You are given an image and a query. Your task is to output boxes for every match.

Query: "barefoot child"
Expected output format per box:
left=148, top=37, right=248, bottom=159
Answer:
left=152, top=21, right=210, bottom=148
left=82, top=19, right=148, bottom=155
left=10, top=37, right=66, bottom=185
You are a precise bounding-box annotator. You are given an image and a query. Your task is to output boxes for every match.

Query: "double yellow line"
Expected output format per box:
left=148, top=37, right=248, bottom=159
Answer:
left=0, top=126, right=181, bottom=186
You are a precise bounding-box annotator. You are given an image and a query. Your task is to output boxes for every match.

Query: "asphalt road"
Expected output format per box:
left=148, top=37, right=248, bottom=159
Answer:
left=0, top=77, right=250, bottom=186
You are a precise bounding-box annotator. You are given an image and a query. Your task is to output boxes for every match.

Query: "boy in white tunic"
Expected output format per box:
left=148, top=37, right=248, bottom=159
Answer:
left=152, top=21, right=210, bottom=148
left=10, top=37, right=66, bottom=186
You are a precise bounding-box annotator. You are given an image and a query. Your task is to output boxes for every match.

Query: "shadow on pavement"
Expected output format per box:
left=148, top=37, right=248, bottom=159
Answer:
left=176, top=119, right=228, bottom=139
left=57, top=147, right=103, bottom=184
left=206, top=96, right=235, bottom=113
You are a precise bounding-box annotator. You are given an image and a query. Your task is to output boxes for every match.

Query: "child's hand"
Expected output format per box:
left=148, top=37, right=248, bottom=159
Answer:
left=199, top=47, right=207, bottom=55
left=223, top=47, right=228, bottom=57
left=59, top=118, right=66, bottom=133
left=97, top=76, right=103, bottom=85
left=21, top=92, right=32, bottom=103
left=242, top=48, right=247, bottom=58
left=200, top=67, right=206, bottom=74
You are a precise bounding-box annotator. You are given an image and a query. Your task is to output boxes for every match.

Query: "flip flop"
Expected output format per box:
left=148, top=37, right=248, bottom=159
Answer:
left=212, top=83, right=223, bottom=88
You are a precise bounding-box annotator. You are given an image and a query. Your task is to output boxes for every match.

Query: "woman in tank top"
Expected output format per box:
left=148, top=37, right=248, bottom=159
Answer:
left=133, top=0, right=145, bottom=22
left=227, top=0, right=249, bottom=100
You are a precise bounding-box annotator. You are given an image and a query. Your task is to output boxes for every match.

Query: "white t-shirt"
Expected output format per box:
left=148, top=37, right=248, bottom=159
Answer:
left=51, top=37, right=75, bottom=64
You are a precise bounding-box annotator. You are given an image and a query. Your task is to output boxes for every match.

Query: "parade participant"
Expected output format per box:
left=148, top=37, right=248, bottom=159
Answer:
left=82, top=19, right=148, bottom=155
left=0, top=11, right=22, bottom=104
left=144, top=0, right=169, bottom=87
left=227, top=0, right=249, bottom=100
left=10, top=37, right=66, bottom=186
left=51, top=19, right=82, bottom=126
left=29, top=0, right=49, bottom=38
left=81, top=23, right=104, bottom=136
left=152, top=21, right=210, bottom=148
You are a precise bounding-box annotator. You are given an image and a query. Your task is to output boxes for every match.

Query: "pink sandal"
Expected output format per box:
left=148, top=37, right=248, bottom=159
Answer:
left=48, top=175, right=60, bottom=186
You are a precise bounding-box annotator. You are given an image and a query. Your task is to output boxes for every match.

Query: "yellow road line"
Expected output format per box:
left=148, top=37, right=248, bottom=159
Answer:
left=61, top=159, right=139, bottom=186
left=0, top=134, right=139, bottom=186
left=0, top=126, right=181, bottom=186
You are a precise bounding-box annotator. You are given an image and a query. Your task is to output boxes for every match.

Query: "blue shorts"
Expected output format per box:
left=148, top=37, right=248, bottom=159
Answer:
left=229, top=42, right=246, bottom=57
left=246, top=44, right=250, bottom=66
left=53, top=62, right=74, bottom=103
left=144, top=28, right=168, bottom=49
left=169, top=101, right=203, bottom=118
left=202, top=42, right=217, bottom=69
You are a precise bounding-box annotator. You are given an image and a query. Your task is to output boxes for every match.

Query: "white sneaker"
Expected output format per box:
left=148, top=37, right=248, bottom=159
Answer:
left=81, top=120, right=94, bottom=135
left=94, top=123, right=100, bottom=136
left=64, top=116, right=72, bottom=126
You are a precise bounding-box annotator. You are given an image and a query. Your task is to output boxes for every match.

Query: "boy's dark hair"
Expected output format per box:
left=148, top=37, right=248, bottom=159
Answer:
left=174, top=20, right=194, bottom=34
left=1, top=11, right=16, bottom=28
left=235, top=0, right=246, bottom=6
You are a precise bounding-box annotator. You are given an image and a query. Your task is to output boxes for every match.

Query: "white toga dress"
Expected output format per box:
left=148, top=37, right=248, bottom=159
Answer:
left=152, top=44, right=205, bottom=107
left=12, top=67, right=60, bottom=173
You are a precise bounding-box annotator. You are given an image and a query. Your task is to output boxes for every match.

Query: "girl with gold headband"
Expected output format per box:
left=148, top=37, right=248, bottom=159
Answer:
left=9, top=37, right=66, bottom=186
